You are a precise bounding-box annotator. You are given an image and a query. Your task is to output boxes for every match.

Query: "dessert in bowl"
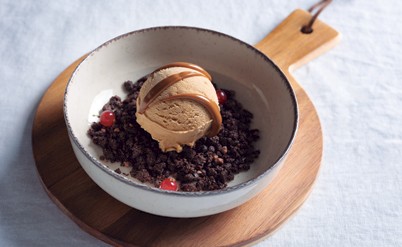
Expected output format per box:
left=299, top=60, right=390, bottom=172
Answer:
left=88, top=62, right=260, bottom=192
left=64, top=26, right=298, bottom=217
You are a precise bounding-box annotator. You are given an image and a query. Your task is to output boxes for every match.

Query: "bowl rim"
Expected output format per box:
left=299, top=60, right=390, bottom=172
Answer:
left=64, top=26, right=299, bottom=197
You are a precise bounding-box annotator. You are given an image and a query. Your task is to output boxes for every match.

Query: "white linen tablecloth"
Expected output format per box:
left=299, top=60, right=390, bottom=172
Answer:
left=1, top=0, right=401, bottom=246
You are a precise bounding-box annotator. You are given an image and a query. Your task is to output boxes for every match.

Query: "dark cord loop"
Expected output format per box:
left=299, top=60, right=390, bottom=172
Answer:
left=301, top=0, right=332, bottom=34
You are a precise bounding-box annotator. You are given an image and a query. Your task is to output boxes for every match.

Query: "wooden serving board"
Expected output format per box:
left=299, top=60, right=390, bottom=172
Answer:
left=32, top=9, right=339, bottom=247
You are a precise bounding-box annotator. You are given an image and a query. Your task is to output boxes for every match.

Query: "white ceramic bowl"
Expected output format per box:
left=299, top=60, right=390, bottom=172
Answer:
left=64, top=27, right=298, bottom=218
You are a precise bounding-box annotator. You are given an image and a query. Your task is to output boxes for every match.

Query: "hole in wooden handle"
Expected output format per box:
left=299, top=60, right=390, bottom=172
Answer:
left=301, top=26, right=313, bottom=34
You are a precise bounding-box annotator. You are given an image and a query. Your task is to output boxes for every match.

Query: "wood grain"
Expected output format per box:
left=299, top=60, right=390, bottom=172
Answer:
left=32, top=9, right=339, bottom=247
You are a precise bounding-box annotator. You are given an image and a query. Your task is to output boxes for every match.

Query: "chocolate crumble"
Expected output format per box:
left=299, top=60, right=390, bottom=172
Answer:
left=88, top=79, right=260, bottom=192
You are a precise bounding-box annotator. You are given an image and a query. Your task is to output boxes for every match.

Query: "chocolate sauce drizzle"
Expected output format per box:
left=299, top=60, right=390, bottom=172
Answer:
left=138, top=71, right=202, bottom=113
left=152, top=62, right=212, bottom=81
left=137, top=62, right=221, bottom=136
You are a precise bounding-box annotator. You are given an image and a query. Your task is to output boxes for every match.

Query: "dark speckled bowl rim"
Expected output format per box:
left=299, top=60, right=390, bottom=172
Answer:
left=64, top=26, right=299, bottom=197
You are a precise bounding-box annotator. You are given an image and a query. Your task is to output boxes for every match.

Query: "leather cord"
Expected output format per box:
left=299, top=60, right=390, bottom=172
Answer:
left=301, top=0, right=333, bottom=34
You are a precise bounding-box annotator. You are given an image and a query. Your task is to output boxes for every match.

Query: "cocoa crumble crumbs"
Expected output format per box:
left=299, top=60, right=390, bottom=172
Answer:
left=88, top=79, right=260, bottom=192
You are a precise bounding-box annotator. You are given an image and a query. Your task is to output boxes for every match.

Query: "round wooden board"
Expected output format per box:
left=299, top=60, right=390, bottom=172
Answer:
left=32, top=56, right=323, bottom=247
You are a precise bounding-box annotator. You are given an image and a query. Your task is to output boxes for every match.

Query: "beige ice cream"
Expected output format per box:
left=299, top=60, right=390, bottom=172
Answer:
left=135, top=62, right=222, bottom=152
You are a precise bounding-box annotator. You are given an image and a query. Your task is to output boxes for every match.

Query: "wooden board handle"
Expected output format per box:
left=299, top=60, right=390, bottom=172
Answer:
left=255, top=9, right=340, bottom=72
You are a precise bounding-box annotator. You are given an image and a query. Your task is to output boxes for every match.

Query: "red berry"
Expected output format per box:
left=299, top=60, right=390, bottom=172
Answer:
left=160, top=177, right=178, bottom=191
left=216, top=89, right=227, bottom=105
left=100, top=110, right=115, bottom=127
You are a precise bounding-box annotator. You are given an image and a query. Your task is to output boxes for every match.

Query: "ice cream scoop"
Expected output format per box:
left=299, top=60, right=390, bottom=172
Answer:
left=135, top=62, right=222, bottom=152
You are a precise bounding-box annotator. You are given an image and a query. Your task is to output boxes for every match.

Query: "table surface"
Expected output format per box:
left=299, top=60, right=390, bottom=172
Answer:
left=1, top=0, right=401, bottom=246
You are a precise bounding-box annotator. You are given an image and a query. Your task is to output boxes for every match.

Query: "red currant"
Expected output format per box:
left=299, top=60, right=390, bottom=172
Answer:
left=100, top=110, right=115, bottom=127
left=160, top=177, right=178, bottom=191
left=216, top=89, right=227, bottom=105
